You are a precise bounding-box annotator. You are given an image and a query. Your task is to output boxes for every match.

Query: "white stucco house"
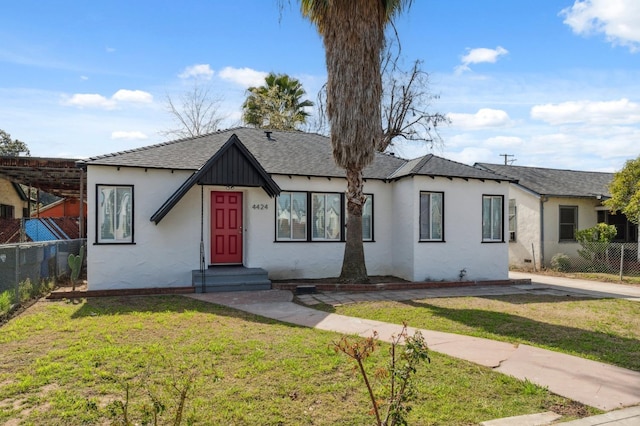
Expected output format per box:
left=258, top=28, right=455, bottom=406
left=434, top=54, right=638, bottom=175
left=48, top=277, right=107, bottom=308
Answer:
left=80, top=128, right=514, bottom=291
left=476, top=163, right=637, bottom=270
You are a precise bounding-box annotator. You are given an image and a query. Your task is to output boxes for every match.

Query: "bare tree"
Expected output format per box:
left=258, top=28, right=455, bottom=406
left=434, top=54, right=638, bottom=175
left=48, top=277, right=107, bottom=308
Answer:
left=162, top=82, right=225, bottom=138
left=314, top=36, right=448, bottom=154
left=378, top=37, right=449, bottom=152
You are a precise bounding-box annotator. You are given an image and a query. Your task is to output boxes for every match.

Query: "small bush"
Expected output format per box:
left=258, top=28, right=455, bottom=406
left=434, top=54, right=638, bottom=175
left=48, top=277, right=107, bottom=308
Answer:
left=551, top=253, right=571, bottom=272
left=0, top=290, right=14, bottom=316
left=18, top=279, right=33, bottom=303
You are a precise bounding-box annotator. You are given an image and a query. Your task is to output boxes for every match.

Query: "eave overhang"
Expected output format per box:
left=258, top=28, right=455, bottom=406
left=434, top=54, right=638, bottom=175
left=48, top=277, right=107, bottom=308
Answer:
left=150, top=134, right=281, bottom=224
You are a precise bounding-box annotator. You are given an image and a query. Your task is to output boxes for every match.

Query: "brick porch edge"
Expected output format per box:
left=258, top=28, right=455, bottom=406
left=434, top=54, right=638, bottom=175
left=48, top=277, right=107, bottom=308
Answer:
left=46, top=279, right=531, bottom=299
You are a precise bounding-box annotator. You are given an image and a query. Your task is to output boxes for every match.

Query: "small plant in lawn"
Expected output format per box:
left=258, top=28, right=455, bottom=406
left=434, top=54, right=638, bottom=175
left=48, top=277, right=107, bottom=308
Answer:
left=334, top=323, right=430, bottom=426
left=108, top=351, right=217, bottom=426
left=522, top=378, right=548, bottom=396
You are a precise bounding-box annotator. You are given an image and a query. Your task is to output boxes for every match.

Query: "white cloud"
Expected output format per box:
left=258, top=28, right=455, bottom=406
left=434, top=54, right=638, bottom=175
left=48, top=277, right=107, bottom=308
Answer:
left=179, top=64, right=214, bottom=80
left=485, top=136, right=524, bottom=148
left=561, top=0, right=640, bottom=52
left=111, top=131, right=148, bottom=140
left=106, top=46, right=116, bottom=53
left=112, top=89, right=153, bottom=103
left=218, top=66, right=268, bottom=87
left=455, top=46, right=508, bottom=74
left=445, top=147, right=495, bottom=166
left=62, top=93, right=116, bottom=109
left=80, top=75, right=89, bottom=81
left=530, top=98, right=640, bottom=125
left=62, top=89, right=153, bottom=109
left=448, top=108, right=512, bottom=129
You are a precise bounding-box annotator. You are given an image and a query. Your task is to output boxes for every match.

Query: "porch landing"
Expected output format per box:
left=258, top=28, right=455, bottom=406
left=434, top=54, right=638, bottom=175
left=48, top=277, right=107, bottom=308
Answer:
left=192, top=266, right=272, bottom=293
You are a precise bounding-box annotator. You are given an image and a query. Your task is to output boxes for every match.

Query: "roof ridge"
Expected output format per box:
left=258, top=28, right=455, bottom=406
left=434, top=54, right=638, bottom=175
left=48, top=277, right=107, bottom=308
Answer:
left=82, top=127, right=246, bottom=163
left=478, top=162, right=613, bottom=175
left=410, top=153, right=434, bottom=174
left=474, top=163, right=516, bottom=181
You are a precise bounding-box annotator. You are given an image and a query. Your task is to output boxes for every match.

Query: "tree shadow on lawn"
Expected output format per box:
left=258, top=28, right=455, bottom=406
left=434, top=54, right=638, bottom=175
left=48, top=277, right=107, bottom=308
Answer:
left=399, top=299, right=640, bottom=371
left=69, top=294, right=306, bottom=329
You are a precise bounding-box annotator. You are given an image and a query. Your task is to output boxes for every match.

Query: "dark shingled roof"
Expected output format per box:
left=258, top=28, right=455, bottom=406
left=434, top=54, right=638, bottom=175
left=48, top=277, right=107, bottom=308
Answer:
left=390, top=154, right=512, bottom=181
left=83, top=128, right=511, bottom=182
left=476, top=163, right=613, bottom=198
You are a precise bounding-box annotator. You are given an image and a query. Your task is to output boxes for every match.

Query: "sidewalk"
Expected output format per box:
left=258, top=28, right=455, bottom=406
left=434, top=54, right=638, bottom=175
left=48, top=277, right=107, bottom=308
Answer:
left=187, top=277, right=640, bottom=424
left=510, top=271, right=640, bottom=301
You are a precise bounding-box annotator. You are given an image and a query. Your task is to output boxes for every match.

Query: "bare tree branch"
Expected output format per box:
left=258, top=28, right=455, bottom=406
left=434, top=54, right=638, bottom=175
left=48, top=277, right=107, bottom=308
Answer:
left=378, top=29, right=449, bottom=152
left=162, top=82, right=225, bottom=139
left=312, top=30, right=449, bottom=154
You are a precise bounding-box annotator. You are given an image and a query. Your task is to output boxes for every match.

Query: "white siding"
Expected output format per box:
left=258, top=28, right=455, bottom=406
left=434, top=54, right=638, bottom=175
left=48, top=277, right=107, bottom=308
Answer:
left=508, top=186, right=542, bottom=269
left=88, top=166, right=201, bottom=290
left=87, top=165, right=511, bottom=289
left=390, top=178, right=415, bottom=280
left=408, top=176, right=510, bottom=282
left=506, top=183, right=603, bottom=268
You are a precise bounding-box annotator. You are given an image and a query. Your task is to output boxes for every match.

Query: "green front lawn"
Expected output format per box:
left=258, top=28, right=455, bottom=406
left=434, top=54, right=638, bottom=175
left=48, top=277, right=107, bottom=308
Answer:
left=0, top=295, right=596, bottom=425
left=321, top=294, right=640, bottom=371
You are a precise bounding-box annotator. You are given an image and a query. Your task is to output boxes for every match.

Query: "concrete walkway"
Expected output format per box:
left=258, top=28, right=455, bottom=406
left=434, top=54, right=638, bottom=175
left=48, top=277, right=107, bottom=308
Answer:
left=186, top=274, right=640, bottom=425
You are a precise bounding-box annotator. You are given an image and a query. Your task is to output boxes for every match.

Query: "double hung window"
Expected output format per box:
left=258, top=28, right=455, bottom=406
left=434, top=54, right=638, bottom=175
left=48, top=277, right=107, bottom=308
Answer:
left=559, top=206, right=578, bottom=241
left=482, top=195, right=503, bottom=242
left=419, top=192, right=443, bottom=241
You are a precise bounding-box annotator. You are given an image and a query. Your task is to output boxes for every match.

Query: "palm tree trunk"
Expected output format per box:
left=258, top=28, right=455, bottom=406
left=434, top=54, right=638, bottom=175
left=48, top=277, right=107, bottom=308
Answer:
left=340, top=168, right=369, bottom=282
left=323, top=1, right=384, bottom=283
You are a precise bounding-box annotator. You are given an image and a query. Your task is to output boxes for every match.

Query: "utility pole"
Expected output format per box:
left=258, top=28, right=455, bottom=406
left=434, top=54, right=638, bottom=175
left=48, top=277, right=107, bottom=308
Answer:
left=499, top=154, right=515, bottom=165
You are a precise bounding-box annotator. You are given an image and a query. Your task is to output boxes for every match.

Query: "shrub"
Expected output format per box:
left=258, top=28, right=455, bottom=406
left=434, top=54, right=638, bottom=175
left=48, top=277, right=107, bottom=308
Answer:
left=334, top=323, right=430, bottom=426
left=18, top=279, right=33, bottom=303
left=551, top=253, right=571, bottom=272
left=0, top=290, right=13, bottom=316
left=575, top=223, right=617, bottom=263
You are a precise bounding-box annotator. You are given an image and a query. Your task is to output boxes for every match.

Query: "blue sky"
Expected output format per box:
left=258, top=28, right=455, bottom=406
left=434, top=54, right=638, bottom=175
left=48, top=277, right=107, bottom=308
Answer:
left=1, top=0, right=639, bottom=172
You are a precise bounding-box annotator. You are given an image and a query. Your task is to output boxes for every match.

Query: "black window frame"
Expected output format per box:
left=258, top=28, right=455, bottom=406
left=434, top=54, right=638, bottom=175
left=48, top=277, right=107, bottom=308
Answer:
left=0, top=204, right=15, bottom=219
left=274, top=191, right=374, bottom=242
left=559, top=205, right=578, bottom=242
left=95, top=184, right=135, bottom=245
left=419, top=191, right=445, bottom=242
left=482, top=194, right=505, bottom=243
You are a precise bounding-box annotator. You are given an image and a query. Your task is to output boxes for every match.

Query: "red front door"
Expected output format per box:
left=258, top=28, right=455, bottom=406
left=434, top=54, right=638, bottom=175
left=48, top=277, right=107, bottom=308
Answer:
left=211, top=191, right=243, bottom=264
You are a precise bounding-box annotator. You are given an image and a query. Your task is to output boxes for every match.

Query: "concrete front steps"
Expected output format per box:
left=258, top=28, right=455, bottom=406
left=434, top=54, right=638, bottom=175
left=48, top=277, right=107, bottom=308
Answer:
left=192, top=266, right=271, bottom=293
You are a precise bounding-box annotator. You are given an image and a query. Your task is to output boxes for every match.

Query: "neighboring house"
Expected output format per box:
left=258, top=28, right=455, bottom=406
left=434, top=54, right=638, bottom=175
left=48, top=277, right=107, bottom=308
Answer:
left=80, top=128, right=514, bottom=291
left=0, top=217, right=83, bottom=244
left=0, top=177, right=28, bottom=219
left=31, top=197, right=87, bottom=219
left=475, top=163, right=637, bottom=270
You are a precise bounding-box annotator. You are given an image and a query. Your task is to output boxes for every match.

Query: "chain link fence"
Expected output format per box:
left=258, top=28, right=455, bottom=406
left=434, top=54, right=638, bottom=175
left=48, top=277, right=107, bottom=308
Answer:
left=0, top=239, right=85, bottom=315
left=550, top=242, right=640, bottom=279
